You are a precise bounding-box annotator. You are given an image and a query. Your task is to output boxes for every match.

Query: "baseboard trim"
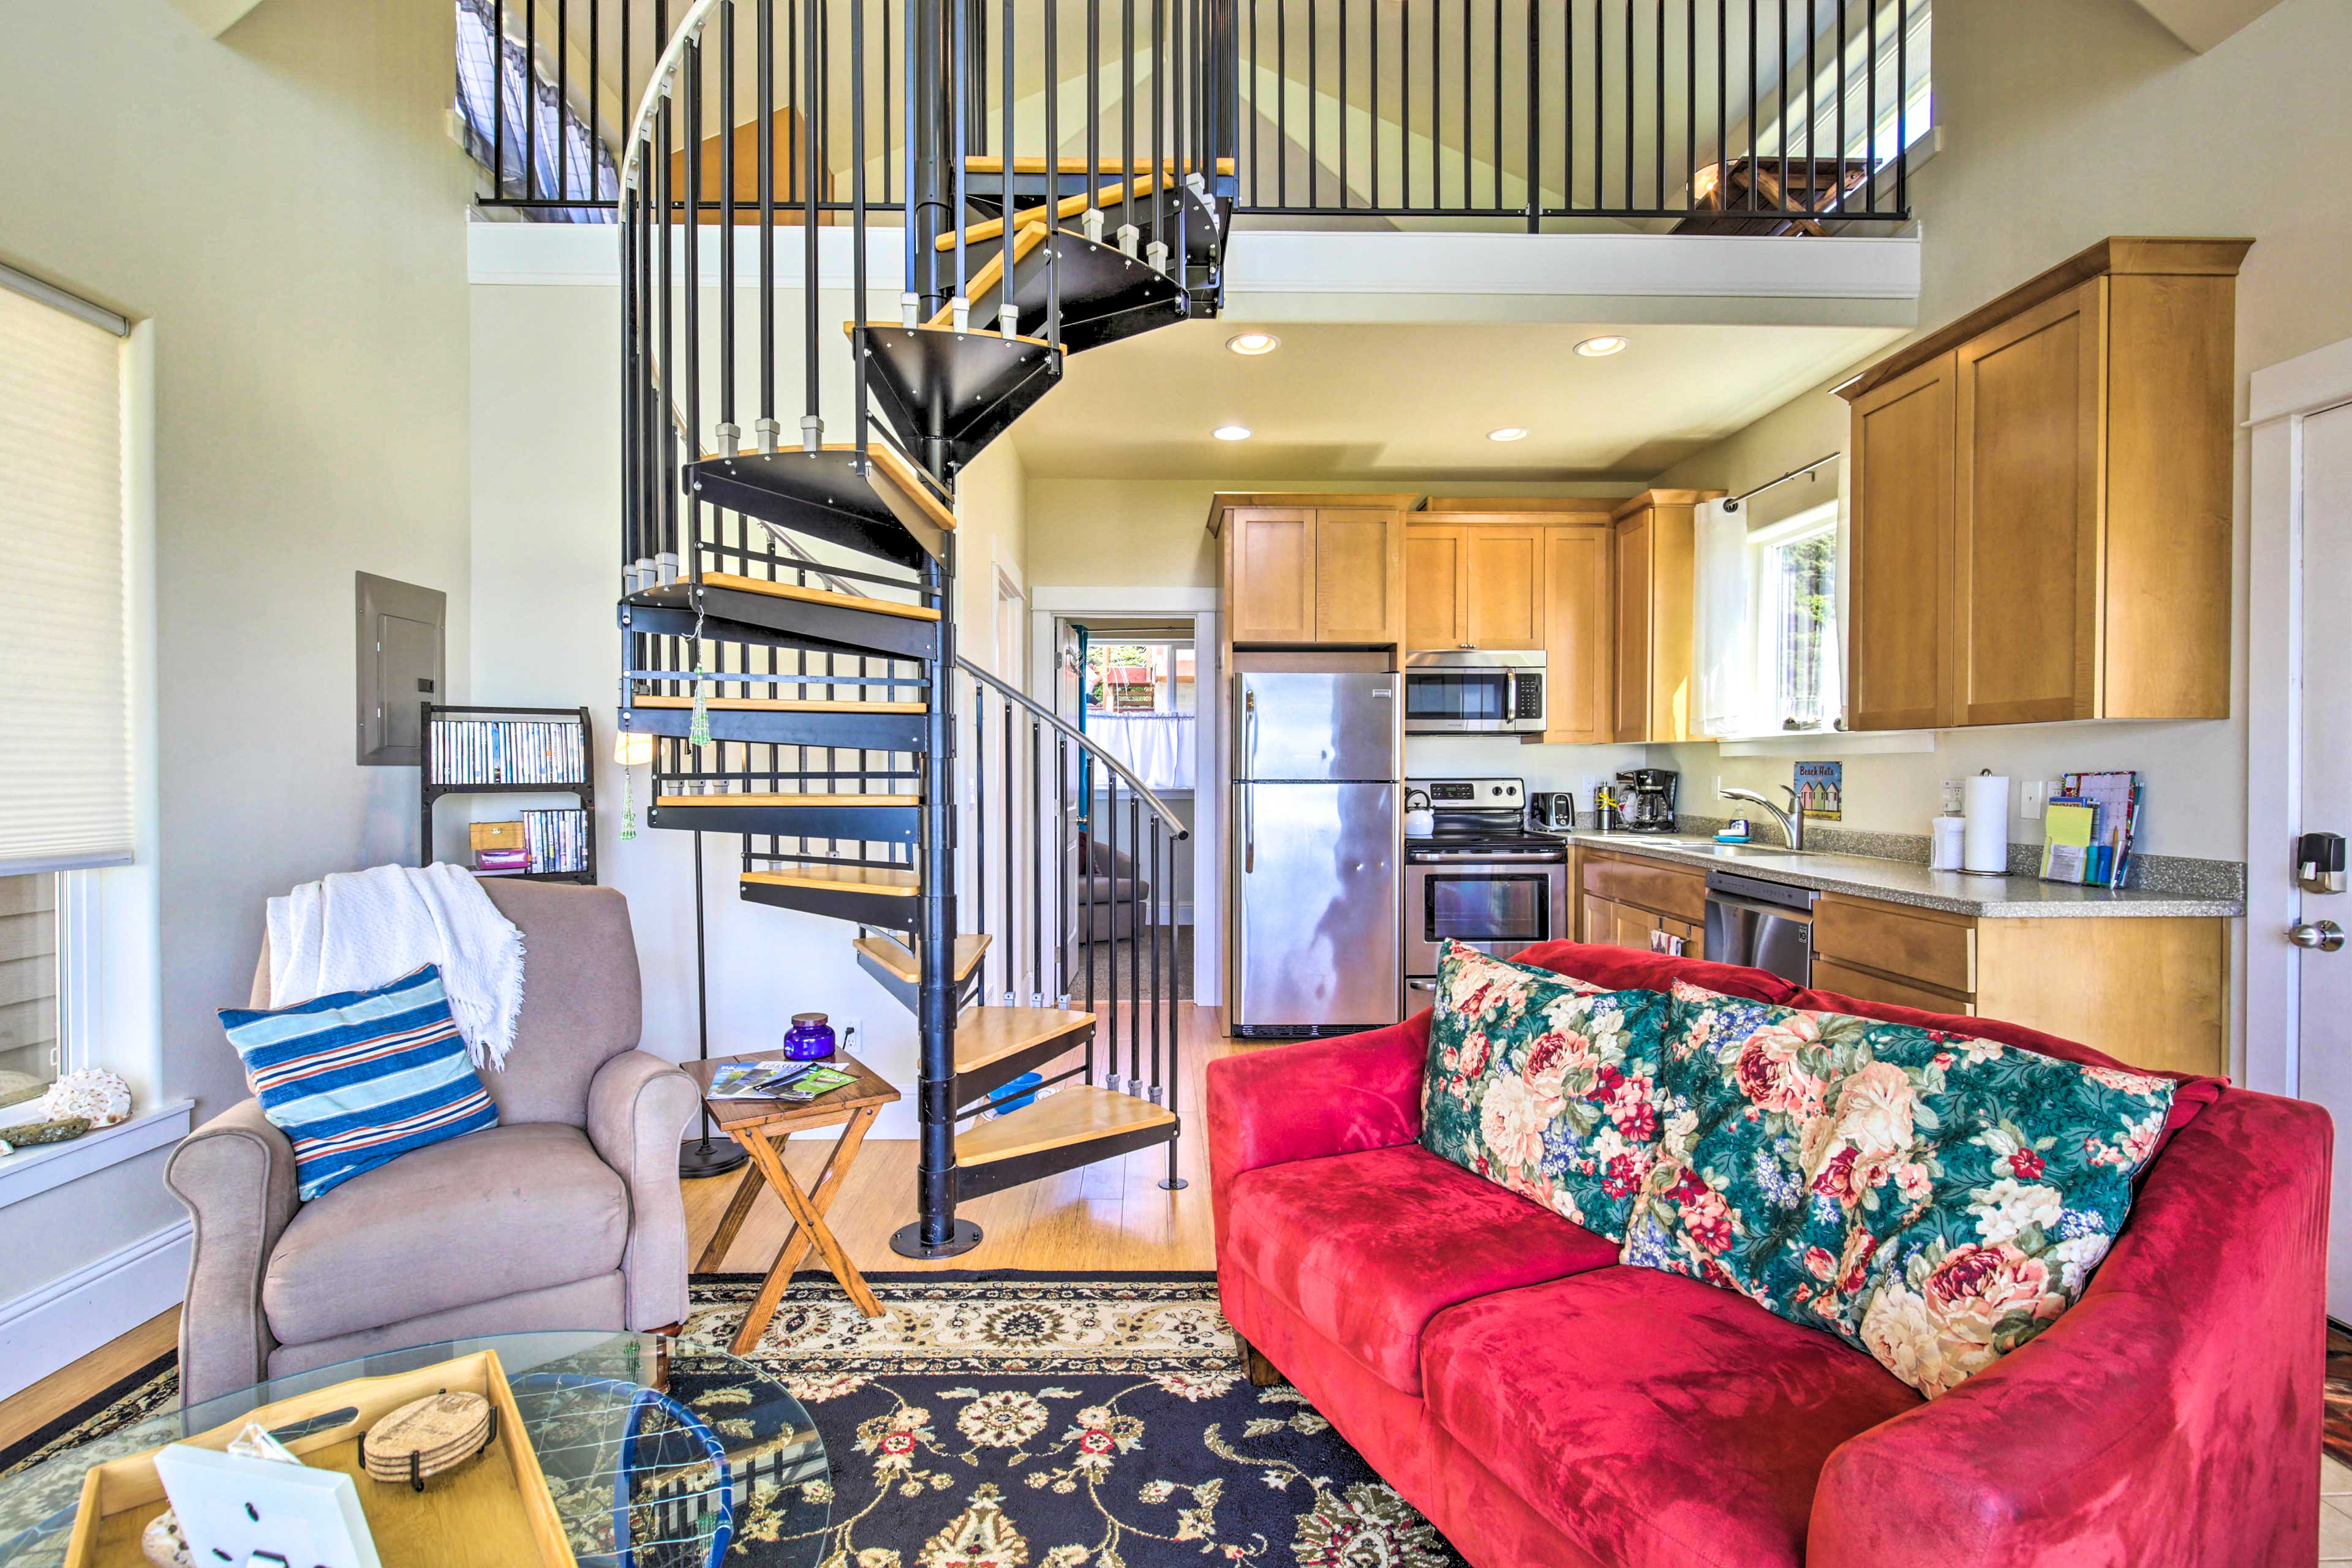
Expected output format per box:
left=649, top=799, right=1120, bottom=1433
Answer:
left=0, top=1218, right=190, bottom=1403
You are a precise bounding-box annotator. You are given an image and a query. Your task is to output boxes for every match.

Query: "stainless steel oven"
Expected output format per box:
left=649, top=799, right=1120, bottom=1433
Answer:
left=1404, top=843, right=1570, bottom=995
left=1403, top=650, right=1547, bottom=734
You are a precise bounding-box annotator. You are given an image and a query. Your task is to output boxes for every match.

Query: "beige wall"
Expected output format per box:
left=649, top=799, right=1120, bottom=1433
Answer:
left=1646, top=0, right=2352, bottom=861
left=0, top=0, right=474, bottom=1120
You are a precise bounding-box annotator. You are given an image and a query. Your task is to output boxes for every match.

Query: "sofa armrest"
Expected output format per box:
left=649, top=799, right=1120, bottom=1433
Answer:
left=1808, top=1088, right=2331, bottom=1568
left=165, top=1099, right=299, bottom=1406
left=587, top=1049, right=701, bottom=1329
left=1205, top=1014, right=1431, bottom=1249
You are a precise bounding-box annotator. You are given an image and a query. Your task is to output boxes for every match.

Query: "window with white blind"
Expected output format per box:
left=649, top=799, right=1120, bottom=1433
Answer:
left=0, top=278, right=132, bottom=878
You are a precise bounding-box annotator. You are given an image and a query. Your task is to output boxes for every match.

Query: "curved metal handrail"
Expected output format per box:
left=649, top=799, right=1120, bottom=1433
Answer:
left=957, top=657, right=1189, bottom=839
left=616, top=0, right=726, bottom=197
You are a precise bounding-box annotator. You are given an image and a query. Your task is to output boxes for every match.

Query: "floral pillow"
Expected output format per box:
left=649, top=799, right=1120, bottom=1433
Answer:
left=1420, top=940, right=1672, bottom=1241
left=1621, top=981, right=2174, bottom=1398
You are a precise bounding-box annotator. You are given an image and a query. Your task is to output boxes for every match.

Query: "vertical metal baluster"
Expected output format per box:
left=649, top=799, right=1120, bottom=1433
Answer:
left=557, top=0, right=570, bottom=203
left=1103, top=773, right=1118, bottom=1084
left=1275, top=0, right=1284, bottom=208
left=1747, top=0, right=1759, bottom=213
left=1046, top=0, right=1061, bottom=349
left=805, top=0, right=823, bottom=445
left=1082, top=766, right=1096, bottom=1029
left=1458, top=0, right=1469, bottom=208
left=1686, top=0, right=1696, bottom=217
left=1153, top=0, right=1165, bottom=251
left=1369, top=0, right=1379, bottom=210
left=526, top=0, right=538, bottom=200
left=1003, top=0, right=1016, bottom=271
left=1653, top=0, right=1664, bottom=211
left=975, top=694, right=989, bottom=976
left=1121, top=0, right=1136, bottom=238
left=1031, top=717, right=1044, bottom=1005
left=1778, top=0, right=1789, bottom=219
left=1127, top=792, right=1141, bottom=1095
left=1894, top=0, right=1907, bottom=215
left=1591, top=0, right=1602, bottom=211
left=1333, top=0, right=1343, bottom=210
left=1002, top=701, right=1014, bottom=1003
left=1148, top=814, right=1162, bottom=1099
left=1805, top=0, right=1815, bottom=222
left=1558, top=0, right=1566, bottom=211
left=1490, top=0, right=1499, bottom=211
left=1621, top=0, right=1632, bottom=214
left=1057, top=734, right=1070, bottom=1004
left=1246, top=0, right=1258, bottom=205
left=1523, top=0, right=1539, bottom=227
left=1400, top=0, right=1409, bottom=211
left=1835, top=0, right=1847, bottom=217
left=494, top=0, right=508, bottom=201
left=1864, top=0, right=1876, bottom=213
left=853, top=0, right=870, bottom=454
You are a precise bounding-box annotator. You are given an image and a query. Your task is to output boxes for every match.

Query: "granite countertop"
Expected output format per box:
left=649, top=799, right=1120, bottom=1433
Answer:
left=1560, top=832, right=2246, bottom=919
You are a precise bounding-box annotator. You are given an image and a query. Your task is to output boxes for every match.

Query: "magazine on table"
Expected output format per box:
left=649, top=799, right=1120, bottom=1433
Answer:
left=706, top=1060, right=859, bottom=1101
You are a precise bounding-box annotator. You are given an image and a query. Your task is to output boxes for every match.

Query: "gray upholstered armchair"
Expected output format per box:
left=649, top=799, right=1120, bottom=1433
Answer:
left=165, top=880, right=699, bottom=1405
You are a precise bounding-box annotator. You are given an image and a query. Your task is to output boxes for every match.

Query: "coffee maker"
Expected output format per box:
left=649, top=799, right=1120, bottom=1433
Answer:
left=1615, top=768, right=1679, bottom=834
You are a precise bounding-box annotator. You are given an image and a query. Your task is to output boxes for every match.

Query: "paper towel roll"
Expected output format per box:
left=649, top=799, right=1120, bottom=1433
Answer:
left=1931, top=816, right=1967, bottom=872
left=1962, top=775, right=2010, bottom=875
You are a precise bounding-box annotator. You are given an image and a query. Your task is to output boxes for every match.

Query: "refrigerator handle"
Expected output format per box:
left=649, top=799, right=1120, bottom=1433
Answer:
left=1242, top=784, right=1254, bottom=874
left=1243, top=686, right=1258, bottom=777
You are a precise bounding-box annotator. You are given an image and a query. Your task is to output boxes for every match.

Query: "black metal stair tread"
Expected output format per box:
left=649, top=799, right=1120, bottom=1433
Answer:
left=683, top=445, right=954, bottom=570
left=631, top=694, right=927, bottom=715
left=953, top=1006, right=1094, bottom=1077
left=851, top=321, right=1063, bottom=470
left=843, top=319, right=1054, bottom=351
left=657, top=792, right=922, bottom=807
left=741, top=864, right=920, bottom=896
left=852, top=932, right=989, bottom=986
left=659, top=571, right=940, bottom=621
left=963, top=226, right=1188, bottom=356
left=956, top=1084, right=1174, bottom=1167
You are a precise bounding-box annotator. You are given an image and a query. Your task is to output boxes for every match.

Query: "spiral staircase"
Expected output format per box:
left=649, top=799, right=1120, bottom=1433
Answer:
left=612, top=0, right=1232, bottom=1257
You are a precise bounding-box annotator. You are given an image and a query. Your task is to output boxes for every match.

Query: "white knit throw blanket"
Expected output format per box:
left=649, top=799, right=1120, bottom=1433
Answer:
left=265, top=864, right=527, bottom=1069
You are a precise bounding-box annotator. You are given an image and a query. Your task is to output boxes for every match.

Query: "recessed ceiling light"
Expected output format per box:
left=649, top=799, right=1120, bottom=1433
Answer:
left=1488, top=427, right=1530, bottom=443
left=1226, top=332, right=1281, bottom=355
left=1576, top=335, right=1630, bottom=358
left=1213, top=424, right=1253, bottom=441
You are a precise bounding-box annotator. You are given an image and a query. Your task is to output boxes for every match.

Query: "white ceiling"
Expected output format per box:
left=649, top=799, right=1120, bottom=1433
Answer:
left=1008, top=317, right=1901, bottom=481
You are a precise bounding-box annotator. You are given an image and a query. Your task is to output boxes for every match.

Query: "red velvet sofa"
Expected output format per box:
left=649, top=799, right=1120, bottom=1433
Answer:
left=1207, top=941, right=2331, bottom=1568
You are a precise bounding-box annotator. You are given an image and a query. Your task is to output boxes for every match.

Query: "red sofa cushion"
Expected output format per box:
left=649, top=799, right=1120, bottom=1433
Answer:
left=1790, top=981, right=2226, bottom=1164
left=1510, top=939, right=1804, bottom=1005
left=1223, top=1144, right=1620, bottom=1395
left=1422, top=1265, right=1922, bottom=1568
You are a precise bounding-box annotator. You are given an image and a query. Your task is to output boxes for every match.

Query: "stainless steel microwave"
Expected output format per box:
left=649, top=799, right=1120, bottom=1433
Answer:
left=1403, top=650, right=1547, bottom=734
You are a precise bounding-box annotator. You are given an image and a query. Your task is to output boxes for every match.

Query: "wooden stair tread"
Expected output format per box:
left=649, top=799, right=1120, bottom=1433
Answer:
left=853, top=932, right=989, bottom=986
left=842, top=319, right=1055, bottom=351
left=696, top=571, right=941, bottom=621
left=937, top=172, right=1169, bottom=251
left=954, top=1006, right=1094, bottom=1076
left=957, top=1084, right=1174, bottom=1166
left=742, top=864, right=919, bottom=896
left=927, top=224, right=1049, bottom=328
left=632, top=695, right=927, bottom=715
left=657, top=793, right=921, bottom=808
left=963, top=156, right=1236, bottom=175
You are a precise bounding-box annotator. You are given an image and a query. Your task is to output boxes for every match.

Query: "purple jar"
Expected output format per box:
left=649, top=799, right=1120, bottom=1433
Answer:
left=783, top=1012, right=836, bottom=1062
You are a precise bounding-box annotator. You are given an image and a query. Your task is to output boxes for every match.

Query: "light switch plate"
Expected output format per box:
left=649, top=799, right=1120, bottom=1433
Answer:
left=2020, top=780, right=2048, bottom=817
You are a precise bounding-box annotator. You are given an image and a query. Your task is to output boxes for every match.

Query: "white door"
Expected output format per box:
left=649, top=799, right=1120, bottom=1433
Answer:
left=2297, top=400, right=2352, bottom=1317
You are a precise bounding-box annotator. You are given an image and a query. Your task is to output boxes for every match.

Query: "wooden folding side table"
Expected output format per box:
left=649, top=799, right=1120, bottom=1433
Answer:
left=687, top=1050, right=901, bottom=1353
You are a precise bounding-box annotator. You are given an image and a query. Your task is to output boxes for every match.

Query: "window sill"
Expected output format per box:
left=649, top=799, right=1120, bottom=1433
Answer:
left=0, top=1099, right=193, bottom=1211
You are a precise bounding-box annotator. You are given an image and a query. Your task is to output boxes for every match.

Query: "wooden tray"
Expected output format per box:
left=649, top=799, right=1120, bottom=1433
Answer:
left=63, top=1349, right=575, bottom=1568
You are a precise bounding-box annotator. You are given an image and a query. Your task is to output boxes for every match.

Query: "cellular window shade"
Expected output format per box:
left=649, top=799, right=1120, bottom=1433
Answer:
left=0, top=286, right=130, bottom=875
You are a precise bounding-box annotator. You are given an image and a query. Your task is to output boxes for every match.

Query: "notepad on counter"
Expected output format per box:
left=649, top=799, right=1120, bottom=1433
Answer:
left=2041, top=771, right=2142, bottom=888
left=2041, top=801, right=2097, bottom=884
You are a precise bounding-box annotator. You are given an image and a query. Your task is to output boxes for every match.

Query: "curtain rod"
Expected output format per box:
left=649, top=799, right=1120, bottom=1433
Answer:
left=0, top=262, right=129, bottom=337
left=1724, top=453, right=1839, bottom=513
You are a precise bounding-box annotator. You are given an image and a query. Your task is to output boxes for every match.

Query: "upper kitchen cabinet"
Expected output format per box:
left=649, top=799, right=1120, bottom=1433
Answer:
left=1404, top=518, right=1544, bottom=651
left=1610, top=490, right=1716, bottom=743
left=1208, top=493, right=1419, bottom=648
left=1838, top=236, right=2250, bottom=730
left=1541, top=521, right=1615, bottom=745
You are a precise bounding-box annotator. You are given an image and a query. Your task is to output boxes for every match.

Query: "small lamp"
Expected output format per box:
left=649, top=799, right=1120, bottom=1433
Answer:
left=614, top=729, right=654, bottom=840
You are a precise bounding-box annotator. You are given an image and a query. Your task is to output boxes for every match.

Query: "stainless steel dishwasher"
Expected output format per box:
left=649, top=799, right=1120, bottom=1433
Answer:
left=1703, top=870, right=1816, bottom=986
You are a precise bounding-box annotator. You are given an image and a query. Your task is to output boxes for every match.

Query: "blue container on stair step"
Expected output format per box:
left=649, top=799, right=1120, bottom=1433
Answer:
left=782, top=1012, right=835, bottom=1062
left=989, top=1072, right=1044, bottom=1115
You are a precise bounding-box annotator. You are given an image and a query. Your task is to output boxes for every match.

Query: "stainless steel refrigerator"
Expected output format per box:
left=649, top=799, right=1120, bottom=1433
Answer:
left=1230, top=671, right=1402, bottom=1035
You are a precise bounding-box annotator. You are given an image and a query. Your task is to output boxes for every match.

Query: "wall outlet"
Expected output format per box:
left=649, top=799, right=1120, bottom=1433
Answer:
left=2019, top=780, right=2048, bottom=818
left=838, top=1017, right=862, bottom=1058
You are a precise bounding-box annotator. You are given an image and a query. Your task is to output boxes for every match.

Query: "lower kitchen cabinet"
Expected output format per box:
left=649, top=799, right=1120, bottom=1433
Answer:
left=1811, top=892, right=2227, bottom=1077
left=1581, top=852, right=1707, bottom=959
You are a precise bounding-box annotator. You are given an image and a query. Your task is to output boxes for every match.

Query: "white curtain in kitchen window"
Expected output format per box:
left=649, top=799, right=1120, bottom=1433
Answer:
left=0, top=281, right=131, bottom=875
left=1693, top=497, right=1761, bottom=738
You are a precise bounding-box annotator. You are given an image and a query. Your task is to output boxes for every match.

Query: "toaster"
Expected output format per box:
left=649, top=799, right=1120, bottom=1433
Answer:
left=1534, top=791, right=1579, bottom=831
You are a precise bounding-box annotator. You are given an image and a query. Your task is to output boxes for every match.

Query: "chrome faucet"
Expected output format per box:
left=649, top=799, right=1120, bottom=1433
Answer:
left=1721, top=785, right=1806, bottom=851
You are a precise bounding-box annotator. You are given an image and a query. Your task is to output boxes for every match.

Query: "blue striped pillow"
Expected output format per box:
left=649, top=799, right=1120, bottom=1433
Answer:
left=220, top=964, right=499, bottom=1201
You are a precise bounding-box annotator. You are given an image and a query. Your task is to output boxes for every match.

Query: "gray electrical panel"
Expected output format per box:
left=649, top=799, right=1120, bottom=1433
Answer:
left=356, top=572, right=447, bottom=766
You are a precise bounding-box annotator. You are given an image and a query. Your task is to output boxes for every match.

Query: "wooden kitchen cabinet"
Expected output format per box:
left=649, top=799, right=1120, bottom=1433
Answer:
left=1581, top=891, right=1702, bottom=958
left=1610, top=491, right=1714, bottom=742
left=1540, top=523, right=1614, bottom=744
left=1405, top=519, right=1544, bottom=651
left=1838, top=236, right=2250, bottom=729
left=1810, top=891, right=2227, bottom=1076
left=1210, top=494, right=1419, bottom=647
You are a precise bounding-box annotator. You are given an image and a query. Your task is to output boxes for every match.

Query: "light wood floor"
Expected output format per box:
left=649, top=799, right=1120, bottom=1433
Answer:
left=0, top=1005, right=1261, bottom=1457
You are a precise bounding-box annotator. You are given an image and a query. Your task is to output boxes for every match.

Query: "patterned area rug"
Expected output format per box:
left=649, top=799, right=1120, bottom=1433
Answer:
left=1, top=1273, right=1464, bottom=1568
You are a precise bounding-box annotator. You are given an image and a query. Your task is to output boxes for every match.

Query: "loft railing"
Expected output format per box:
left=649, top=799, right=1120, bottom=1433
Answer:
left=474, top=0, right=1914, bottom=230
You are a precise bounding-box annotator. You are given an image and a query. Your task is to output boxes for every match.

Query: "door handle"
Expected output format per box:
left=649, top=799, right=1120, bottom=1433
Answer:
left=2290, top=920, right=2346, bottom=952
left=1243, top=687, right=1259, bottom=774
left=1242, top=786, right=1254, bottom=875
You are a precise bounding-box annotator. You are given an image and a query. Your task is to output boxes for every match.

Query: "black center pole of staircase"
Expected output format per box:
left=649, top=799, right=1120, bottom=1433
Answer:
left=680, top=829, right=749, bottom=1178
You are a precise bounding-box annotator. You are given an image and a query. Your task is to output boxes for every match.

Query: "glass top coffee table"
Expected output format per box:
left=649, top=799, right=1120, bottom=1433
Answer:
left=0, top=1330, right=829, bottom=1568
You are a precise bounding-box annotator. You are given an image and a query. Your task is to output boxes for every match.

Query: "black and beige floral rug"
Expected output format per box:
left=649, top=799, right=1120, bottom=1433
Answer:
left=2, top=1273, right=1463, bottom=1568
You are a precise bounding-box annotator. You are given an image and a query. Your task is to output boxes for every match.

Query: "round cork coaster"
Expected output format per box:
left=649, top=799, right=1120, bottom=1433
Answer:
left=363, top=1391, right=492, bottom=1482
